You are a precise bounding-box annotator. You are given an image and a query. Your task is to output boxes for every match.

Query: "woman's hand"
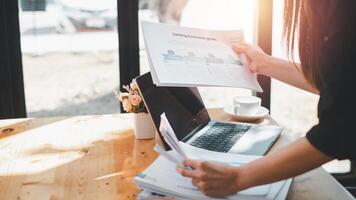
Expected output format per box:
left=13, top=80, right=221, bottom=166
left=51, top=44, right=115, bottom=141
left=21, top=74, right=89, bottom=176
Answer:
left=176, top=159, right=246, bottom=198
left=232, top=43, right=271, bottom=75
left=232, top=43, right=319, bottom=93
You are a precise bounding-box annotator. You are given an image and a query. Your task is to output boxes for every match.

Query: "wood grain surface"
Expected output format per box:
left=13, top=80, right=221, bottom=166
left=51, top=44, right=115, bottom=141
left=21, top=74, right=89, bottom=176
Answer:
left=0, top=109, right=353, bottom=200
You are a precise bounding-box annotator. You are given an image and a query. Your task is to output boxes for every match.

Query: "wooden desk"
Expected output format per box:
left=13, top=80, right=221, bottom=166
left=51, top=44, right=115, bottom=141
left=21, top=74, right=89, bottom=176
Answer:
left=0, top=109, right=353, bottom=200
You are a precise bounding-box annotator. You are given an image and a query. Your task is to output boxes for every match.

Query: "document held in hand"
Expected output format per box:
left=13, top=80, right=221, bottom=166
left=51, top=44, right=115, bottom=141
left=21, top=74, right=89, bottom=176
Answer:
left=141, top=21, right=263, bottom=92
left=136, top=113, right=292, bottom=200
left=158, top=113, right=189, bottom=166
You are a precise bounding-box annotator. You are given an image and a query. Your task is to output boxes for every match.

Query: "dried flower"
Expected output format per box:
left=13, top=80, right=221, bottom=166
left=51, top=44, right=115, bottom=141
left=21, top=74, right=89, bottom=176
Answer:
left=122, top=98, right=133, bottom=112
left=118, top=92, right=129, bottom=101
left=130, top=81, right=139, bottom=91
left=130, top=95, right=142, bottom=106
left=113, top=78, right=147, bottom=113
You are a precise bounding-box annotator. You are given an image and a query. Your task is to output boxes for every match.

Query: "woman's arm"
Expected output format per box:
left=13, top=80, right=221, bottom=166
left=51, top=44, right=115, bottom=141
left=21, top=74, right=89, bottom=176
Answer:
left=232, top=44, right=319, bottom=94
left=261, top=57, right=319, bottom=94
left=238, top=137, right=332, bottom=188
left=177, top=137, right=332, bottom=198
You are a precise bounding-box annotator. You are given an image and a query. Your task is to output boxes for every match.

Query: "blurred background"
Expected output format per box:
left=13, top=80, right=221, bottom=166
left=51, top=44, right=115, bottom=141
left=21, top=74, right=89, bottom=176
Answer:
left=18, top=0, right=348, bottom=174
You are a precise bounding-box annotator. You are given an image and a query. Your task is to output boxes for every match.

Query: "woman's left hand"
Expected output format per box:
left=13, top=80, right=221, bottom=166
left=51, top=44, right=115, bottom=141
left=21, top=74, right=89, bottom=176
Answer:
left=176, top=159, right=245, bottom=198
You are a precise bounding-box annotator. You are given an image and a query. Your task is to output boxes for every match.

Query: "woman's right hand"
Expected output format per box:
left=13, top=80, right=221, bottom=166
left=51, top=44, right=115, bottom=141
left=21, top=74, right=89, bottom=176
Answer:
left=231, top=43, right=271, bottom=75
left=176, top=159, right=249, bottom=198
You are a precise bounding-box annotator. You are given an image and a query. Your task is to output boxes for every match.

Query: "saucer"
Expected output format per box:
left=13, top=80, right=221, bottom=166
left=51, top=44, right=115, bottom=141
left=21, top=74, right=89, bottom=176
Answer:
left=223, top=106, right=269, bottom=121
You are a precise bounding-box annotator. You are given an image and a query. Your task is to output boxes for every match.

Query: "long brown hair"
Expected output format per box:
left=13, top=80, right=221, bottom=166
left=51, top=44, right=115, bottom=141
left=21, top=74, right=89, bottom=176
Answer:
left=284, top=0, right=326, bottom=90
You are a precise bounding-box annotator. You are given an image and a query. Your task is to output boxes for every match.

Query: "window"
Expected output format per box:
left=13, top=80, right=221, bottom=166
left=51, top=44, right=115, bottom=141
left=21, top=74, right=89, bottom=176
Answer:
left=19, top=0, right=120, bottom=117
left=138, top=0, right=258, bottom=108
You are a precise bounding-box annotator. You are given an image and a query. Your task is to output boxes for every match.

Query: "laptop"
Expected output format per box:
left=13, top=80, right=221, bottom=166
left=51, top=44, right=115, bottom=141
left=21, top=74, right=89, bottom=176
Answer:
left=136, top=72, right=282, bottom=155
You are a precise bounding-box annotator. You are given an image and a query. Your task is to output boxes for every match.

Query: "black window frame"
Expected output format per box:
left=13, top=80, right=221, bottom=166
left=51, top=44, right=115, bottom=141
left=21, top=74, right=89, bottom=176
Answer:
left=256, top=0, right=272, bottom=110
left=0, top=0, right=27, bottom=119
left=118, top=0, right=140, bottom=108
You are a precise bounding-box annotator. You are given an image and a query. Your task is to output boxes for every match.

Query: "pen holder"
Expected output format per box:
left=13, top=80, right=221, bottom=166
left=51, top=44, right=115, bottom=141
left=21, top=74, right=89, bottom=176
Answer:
left=133, top=112, right=156, bottom=139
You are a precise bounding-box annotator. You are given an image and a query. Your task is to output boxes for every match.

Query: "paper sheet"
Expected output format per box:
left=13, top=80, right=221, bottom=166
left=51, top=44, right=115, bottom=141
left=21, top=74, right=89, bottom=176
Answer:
left=159, top=113, right=189, bottom=164
left=144, top=113, right=291, bottom=200
left=136, top=156, right=293, bottom=200
left=141, top=21, right=262, bottom=92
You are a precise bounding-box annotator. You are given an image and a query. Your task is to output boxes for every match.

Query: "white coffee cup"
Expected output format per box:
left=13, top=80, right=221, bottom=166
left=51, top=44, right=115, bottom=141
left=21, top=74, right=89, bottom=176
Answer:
left=233, top=96, right=261, bottom=116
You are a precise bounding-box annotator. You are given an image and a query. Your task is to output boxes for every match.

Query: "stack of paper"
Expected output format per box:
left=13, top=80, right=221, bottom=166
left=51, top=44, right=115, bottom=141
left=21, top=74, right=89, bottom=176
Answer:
left=141, top=21, right=263, bottom=92
left=134, top=113, right=292, bottom=200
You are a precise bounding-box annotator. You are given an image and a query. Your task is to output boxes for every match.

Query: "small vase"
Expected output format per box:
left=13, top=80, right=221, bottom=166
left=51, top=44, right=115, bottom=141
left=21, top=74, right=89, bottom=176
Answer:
left=133, top=112, right=156, bottom=139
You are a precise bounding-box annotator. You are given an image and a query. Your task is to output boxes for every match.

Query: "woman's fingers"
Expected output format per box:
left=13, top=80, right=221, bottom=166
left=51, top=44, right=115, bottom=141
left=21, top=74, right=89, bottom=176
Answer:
left=183, top=159, right=202, bottom=169
left=192, top=178, right=199, bottom=187
left=232, top=45, right=245, bottom=54
left=177, top=159, right=242, bottom=198
left=241, top=53, right=257, bottom=73
left=176, top=160, right=208, bottom=178
left=240, top=53, right=250, bottom=67
left=232, top=43, right=251, bottom=53
left=176, top=166, right=200, bottom=178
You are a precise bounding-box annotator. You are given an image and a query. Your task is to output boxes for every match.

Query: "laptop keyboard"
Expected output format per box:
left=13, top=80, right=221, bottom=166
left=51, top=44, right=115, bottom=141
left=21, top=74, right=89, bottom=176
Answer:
left=190, top=122, right=251, bottom=152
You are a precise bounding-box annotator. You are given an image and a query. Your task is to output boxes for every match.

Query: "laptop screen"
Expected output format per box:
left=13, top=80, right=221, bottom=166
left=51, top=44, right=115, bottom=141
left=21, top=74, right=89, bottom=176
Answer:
left=136, top=72, right=210, bottom=148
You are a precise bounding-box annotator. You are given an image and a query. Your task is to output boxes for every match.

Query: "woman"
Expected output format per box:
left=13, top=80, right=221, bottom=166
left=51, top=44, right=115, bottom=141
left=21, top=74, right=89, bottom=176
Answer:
left=177, top=0, right=356, bottom=198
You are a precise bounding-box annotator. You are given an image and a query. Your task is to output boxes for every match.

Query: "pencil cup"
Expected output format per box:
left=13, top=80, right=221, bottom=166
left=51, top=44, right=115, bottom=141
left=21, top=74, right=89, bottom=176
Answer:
left=133, top=112, right=156, bottom=139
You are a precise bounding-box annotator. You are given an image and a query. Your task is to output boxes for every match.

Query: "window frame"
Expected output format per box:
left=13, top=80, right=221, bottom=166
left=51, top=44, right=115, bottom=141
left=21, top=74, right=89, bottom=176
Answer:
left=0, top=0, right=27, bottom=119
left=118, top=0, right=140, bottom=112
left=256, top=0, right=273, bottom=110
